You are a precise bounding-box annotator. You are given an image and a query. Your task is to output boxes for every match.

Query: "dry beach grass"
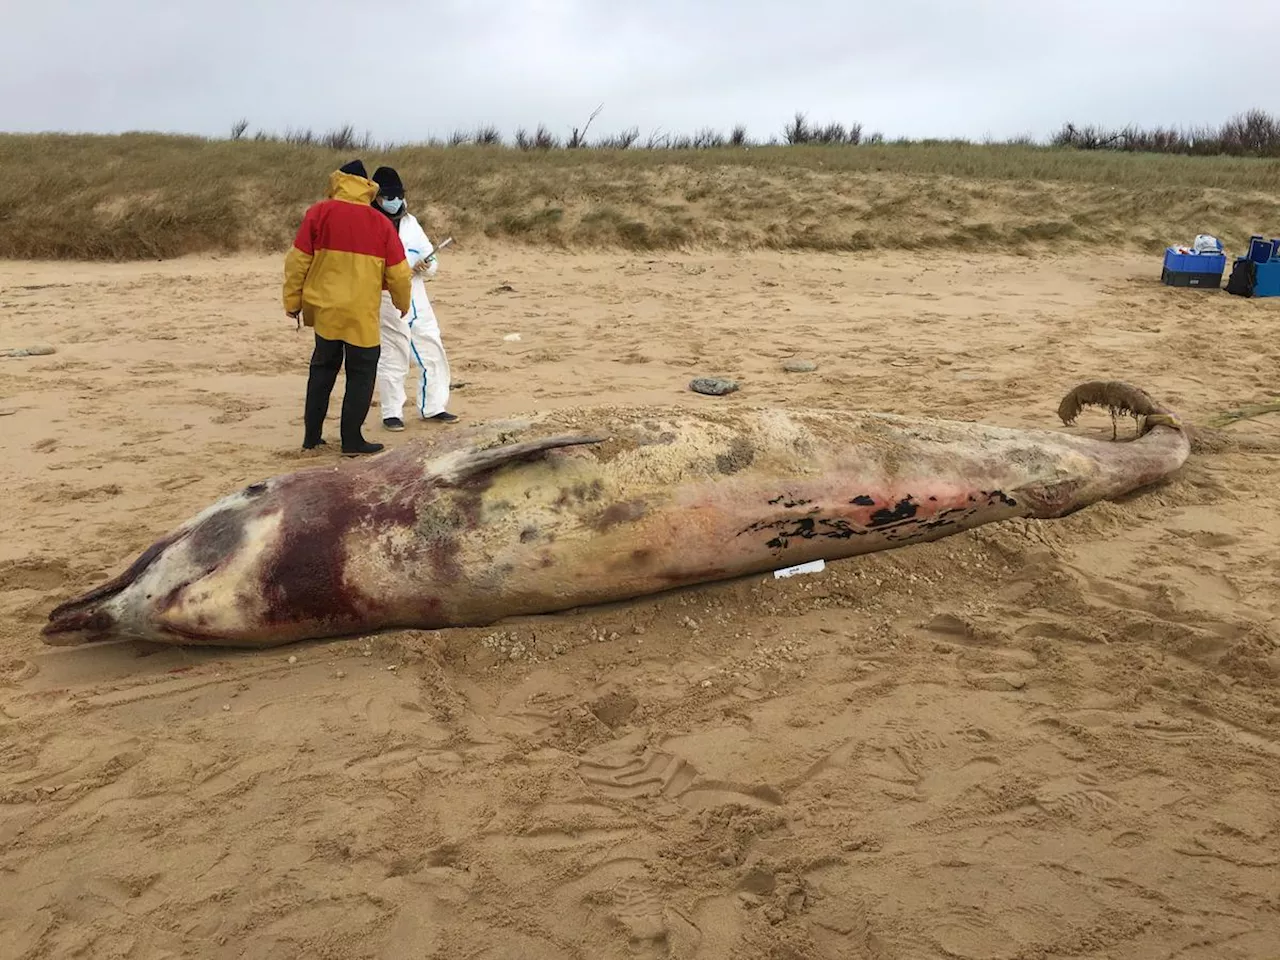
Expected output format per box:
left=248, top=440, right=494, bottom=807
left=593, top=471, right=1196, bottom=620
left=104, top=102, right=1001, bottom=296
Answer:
left=2, top=118, right=1280, bottom=261
left=0, top=127, right=1279, bottom=958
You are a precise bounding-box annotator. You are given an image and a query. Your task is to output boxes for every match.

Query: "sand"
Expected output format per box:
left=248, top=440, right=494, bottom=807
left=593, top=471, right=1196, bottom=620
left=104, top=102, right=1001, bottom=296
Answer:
left=1, top=246, right=1278, bottom=959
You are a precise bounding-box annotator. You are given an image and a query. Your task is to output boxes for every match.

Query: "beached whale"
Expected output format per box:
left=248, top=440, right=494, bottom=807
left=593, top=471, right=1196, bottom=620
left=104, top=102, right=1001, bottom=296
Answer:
left=42, top=380, right=1189, bottom=649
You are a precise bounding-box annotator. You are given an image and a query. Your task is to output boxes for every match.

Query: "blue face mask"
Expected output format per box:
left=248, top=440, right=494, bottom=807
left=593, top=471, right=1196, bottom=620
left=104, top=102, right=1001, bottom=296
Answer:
left=378, top=196, right=404, bottom=215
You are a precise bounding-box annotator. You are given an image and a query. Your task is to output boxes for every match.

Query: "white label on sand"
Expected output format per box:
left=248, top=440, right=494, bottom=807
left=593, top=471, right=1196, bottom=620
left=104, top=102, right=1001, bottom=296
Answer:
left=774, top=559, right=825, bottom=579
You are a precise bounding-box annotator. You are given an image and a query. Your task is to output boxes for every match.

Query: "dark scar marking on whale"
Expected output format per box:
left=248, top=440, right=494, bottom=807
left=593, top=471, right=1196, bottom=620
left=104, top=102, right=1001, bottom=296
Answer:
left=592, top=499, right=648, bottom=531
left=715, top=437, right=756, bottom=475
left=554, top=479, right=605, bottom=509
left=868, top=496, right=919, bottom=528
left=740, top=491, right=1021, bottom=551
left=768, top=494, right=814, bottom=508
left=187, top=509, right=245, bottom=571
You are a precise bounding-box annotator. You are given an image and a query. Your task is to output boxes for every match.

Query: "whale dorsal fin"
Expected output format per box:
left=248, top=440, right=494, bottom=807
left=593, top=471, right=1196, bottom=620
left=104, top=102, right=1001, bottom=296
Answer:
left=427, top=433, right=608, bottom=486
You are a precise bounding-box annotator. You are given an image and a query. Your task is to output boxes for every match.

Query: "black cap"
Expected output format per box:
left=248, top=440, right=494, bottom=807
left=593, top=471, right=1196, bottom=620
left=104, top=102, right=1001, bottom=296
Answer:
left=371, top=166, right=404, bottom=198
left=338, top=159, right=367, bottom=178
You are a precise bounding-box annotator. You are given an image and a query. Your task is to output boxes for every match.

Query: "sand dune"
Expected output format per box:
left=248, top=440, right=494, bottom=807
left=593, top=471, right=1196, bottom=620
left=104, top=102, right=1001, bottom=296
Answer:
left=1, top=247, right=1278, bottom=959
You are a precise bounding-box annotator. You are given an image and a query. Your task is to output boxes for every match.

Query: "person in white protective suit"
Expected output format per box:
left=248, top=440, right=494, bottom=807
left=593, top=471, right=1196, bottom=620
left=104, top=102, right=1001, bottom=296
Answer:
left=369, top=165, right=457, bottom=430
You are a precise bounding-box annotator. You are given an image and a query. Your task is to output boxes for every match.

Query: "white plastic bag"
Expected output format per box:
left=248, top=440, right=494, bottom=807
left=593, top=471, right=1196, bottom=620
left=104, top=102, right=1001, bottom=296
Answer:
left=1192, top=234, right=1223, bottom=254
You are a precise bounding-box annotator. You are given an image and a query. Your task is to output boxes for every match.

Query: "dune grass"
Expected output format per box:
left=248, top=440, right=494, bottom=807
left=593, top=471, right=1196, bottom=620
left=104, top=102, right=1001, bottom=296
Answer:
left=2, top=114, right=1279, bottom=262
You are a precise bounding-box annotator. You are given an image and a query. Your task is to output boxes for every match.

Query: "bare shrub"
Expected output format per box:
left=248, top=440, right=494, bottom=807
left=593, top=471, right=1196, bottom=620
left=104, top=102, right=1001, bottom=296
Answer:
left=691, top=127, right=726, bottom=149
left=533, top=124, right=558, bottom=150
left=322, top=125, right=357, bottom=151
left=210, top=107, right=1280, bottom=158
left=644, top=129, right=670, bottom=150
left=784, top=111, right=811, bottom=145
left=1051, top=110, right=1280, bottom=157
left=283, top=127, right=316, bottom=146
left=597, top=127, right=640, bottom=149
left=1219, top=108, right=1280, bottom=155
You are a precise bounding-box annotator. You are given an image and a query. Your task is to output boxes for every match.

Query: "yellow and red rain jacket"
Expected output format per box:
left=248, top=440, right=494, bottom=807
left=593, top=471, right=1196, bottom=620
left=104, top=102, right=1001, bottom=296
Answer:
left=282, top=169, right=412, bottom=348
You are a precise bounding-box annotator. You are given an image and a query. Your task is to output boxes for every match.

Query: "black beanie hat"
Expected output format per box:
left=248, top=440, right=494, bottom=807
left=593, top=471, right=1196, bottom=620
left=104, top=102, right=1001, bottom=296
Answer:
left=371, top=166, right=404, bottom=198
left=338, top=159, right=367, bottom=178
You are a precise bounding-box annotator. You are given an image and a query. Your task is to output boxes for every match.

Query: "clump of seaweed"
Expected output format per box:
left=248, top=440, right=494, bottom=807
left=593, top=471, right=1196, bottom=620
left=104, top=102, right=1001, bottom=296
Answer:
left=1057, top=380, right=1181, bottom=439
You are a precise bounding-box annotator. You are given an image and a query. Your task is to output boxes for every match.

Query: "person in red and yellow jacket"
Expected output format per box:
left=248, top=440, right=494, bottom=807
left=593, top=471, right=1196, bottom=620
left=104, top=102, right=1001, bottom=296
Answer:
left=283, top=159, right=413, bottom=455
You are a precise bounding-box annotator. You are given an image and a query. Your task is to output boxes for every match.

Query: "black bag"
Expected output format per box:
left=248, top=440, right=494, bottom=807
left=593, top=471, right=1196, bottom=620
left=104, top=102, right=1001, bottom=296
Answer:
left=1225, top=258, right=1256, bottom=297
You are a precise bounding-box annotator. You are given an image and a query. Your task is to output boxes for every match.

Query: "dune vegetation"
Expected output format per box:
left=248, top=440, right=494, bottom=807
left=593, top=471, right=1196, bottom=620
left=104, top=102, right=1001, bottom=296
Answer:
left=1, top=109, right=1278, bottom=261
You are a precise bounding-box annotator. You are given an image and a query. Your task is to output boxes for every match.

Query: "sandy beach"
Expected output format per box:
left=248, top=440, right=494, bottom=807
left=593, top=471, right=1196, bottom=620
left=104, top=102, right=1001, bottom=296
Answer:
left=1, top=246, right=1278, bottom=959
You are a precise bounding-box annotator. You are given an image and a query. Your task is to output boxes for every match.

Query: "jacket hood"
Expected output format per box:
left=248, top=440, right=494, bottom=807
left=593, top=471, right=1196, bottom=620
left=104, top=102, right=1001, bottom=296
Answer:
left=327, top=169, right=379, bottom=204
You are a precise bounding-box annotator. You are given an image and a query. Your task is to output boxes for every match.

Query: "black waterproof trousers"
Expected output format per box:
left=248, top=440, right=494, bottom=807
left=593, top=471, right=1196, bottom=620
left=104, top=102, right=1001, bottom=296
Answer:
left=302, top=333, right=381, bottom=450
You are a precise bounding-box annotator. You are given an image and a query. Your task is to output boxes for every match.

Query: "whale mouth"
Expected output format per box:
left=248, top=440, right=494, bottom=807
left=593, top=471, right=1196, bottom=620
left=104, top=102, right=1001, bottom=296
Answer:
left=40, top=606, right=120, bottom=645
left=42, top=528, right=190, bottom=645
left=41, top=606, right=222, bottom=647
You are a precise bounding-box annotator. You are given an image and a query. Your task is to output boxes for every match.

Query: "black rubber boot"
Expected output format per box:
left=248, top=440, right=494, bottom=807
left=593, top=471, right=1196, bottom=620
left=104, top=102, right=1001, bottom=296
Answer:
left=340, top=342, right=383, bottom=454
left=303, top=335, right=343, bottom=448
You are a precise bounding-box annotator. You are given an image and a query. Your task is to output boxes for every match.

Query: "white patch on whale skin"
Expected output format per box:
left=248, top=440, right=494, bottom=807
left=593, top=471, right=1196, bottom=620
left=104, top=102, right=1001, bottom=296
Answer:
left=114, top=509, right=284, bottom=641
left=164, top=510, right=283, bottom=637
left=347, top=523, right=422, bottom=604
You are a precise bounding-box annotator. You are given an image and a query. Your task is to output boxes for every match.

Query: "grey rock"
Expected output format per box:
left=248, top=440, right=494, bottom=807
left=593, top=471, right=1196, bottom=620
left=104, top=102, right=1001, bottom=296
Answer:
left=689, top=377, right=739, bottom=396
left=782, top=359, right=817, bottom=373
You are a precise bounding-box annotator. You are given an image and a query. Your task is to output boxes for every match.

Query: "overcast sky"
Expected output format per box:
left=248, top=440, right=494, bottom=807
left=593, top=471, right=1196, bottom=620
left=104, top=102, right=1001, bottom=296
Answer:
left=5, top=0, right=1279, bottom=144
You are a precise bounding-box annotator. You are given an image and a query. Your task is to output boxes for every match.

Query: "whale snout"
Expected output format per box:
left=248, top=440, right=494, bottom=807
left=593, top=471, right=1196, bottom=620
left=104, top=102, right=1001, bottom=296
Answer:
left=40, top=522, right=195, bottom=646
left=41, top=603, right=120, bottom=645
left=41, top=487, right=270, bottom=647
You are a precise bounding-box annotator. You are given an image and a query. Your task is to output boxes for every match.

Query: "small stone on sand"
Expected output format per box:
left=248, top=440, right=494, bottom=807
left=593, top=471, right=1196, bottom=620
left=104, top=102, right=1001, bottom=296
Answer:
left=1, top=344, right=56, bottom=358
left=968, top=672, right=1028, bottom=691
left=782, top=359, right=817, bottom=373
left=690, top=377, right=739, bottom=396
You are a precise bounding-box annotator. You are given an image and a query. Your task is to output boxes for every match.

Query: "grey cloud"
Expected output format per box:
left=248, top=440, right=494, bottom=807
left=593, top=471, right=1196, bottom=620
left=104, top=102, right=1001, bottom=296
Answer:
left=3, top=0, right=1278, bottom=143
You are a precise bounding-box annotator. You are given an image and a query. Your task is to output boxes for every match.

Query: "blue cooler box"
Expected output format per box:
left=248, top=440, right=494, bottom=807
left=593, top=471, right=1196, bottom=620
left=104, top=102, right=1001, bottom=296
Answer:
left=1162, top=247, right=1226, bottom=288
left=1255, top=260, right=1280, bottom=297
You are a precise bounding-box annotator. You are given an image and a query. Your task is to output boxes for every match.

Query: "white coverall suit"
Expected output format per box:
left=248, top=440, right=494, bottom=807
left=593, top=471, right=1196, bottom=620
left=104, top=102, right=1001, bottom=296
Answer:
left=376, top=212, right=451, bottom=421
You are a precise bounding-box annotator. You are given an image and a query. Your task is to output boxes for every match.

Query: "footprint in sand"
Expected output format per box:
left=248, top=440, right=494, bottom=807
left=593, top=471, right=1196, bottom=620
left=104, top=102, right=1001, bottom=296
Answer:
left=547, top=855, right=701, bottom=958
left=576, top=748, right=698, bottom=801
left=576, top=734, right=783, bottom=812
left=0, top=557, right=72, bottom=592
left=0, top=657, right=39, bottom=684
left=1035, top=787, right=1121, bottom=822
